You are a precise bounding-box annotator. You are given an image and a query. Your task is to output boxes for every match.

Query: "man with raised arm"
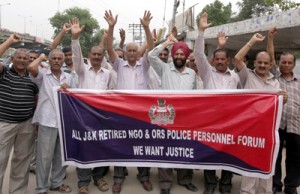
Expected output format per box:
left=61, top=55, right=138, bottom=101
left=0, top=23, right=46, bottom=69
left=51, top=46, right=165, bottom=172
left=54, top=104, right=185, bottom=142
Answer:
left=104, top=10, right=154, bottom=194
left=50, top=23, right=79, bottom=87
left=234, top=30, right=287, bottom=194
left=147, top=30, right=198, bottom=194
left=70, top=17, right=111, bottom=194
left=266, top=27, right=300, bottom=194
left=194, top=12, right=240, bottom=194
left=0, top=34, right=39, bottom=194
left=118, top=28, right=126, bottom=50
left=27, top=49, right=73, bottom=194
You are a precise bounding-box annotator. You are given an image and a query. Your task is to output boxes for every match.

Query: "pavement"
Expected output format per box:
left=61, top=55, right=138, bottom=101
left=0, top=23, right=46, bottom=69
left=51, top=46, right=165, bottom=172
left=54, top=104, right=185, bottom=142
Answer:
left=2, top=148, right=300, bottom=194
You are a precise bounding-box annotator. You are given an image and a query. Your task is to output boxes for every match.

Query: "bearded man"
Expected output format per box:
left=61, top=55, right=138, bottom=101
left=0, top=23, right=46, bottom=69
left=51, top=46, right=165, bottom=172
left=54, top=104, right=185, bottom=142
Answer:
left=148, top=35, right=197, bottom=194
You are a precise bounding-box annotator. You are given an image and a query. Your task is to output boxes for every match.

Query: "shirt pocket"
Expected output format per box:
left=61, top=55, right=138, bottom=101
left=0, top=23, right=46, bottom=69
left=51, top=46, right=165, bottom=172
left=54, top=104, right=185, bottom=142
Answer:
left=98, top=75, right=109, bottom=89
left=135, top=69, right=145, bottom=86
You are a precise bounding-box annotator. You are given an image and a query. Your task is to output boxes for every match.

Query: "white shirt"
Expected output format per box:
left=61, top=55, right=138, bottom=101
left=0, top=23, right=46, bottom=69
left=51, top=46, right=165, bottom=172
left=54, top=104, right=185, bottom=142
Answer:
left=113, top=56, right=150, bottom=90
left=194, top=31, right=240, bottom=90
left=148, top=44, right=197, bottom=90
left=148, top=66, right=161, bottom=90
left=72, top=39, right=111, bottom=90
left=31, top=69, right=73, bottom=128
left=101, top=59, right=118, bottom=90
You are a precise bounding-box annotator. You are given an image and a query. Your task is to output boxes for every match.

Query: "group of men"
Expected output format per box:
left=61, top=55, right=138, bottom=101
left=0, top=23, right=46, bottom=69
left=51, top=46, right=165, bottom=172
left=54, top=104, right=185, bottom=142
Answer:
left=0, top=10, right=299, bottom=194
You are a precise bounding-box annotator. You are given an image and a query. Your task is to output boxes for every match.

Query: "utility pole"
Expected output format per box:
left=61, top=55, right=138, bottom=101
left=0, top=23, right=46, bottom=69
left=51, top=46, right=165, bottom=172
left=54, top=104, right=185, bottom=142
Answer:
left=18, top=14, right=32, bottom=34
left=182, top=0, right=185, bottom=32
left=171, top=0, right=179, bottom=31
left=128, top=23, right=143, bottom=46
left=163, top=0, right=167, bottom=27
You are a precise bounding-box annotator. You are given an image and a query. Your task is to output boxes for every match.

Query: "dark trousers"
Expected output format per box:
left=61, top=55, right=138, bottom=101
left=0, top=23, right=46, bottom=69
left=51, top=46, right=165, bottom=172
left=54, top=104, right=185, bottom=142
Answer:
left=158, top=168, right=193, bottom=189
left=204, top=170, right=233, bottom=193
left=76, top=166, right=109, bottom=188
left=273, top=128, right=300, bottom=194
left=113, top=166, right=150, bottom=183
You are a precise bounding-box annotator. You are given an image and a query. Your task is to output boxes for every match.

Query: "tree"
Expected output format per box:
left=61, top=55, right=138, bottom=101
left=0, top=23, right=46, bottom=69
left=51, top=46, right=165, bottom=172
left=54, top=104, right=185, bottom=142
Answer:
left=196, top=0, right=232, bottom=27
left=49, top=7, right=100, bottom=56
left=265, top=0, right=298, bottom=12
left=0, top=35, right=5, bottom=44
left=233, top=0, right=297, bottom=21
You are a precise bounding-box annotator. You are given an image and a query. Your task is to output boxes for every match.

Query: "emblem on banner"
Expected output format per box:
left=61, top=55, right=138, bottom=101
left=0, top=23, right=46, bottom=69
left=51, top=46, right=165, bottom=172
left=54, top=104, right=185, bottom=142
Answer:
left=149, top=99, right=176, bottom=125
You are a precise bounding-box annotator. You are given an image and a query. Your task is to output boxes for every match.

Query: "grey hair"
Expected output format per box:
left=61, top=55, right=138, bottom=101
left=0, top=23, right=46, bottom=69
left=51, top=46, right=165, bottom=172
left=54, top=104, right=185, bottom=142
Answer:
left=49, top=48, right=65, bottom=61
left=12, top=48, right=29, bottom=57
left=125, top=42, right=139, bottom=51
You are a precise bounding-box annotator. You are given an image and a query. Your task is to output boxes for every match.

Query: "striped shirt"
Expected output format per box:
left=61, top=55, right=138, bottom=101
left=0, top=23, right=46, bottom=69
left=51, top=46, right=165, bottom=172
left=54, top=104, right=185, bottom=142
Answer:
left=277, top=73, right=300, bottom=135
left=0, top=66, right=39, bottom=123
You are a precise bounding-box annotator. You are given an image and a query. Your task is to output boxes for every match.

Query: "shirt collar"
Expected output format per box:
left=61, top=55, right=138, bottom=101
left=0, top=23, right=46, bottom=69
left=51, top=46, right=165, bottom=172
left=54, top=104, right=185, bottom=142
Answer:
left=252, top=69, right=275, bottom=81
left=122, top=60, right=142, bottom=69
left=294, top=73, right=300, bottom=80
left=212, top=67, right=232, bottom=75
left=87, top=63, right=104, bottom=72
left=170, top=64, right=190, bottom=74
left=279, top=72, right=300, bottom=81
left=45, top=68, right=66, bottom=79
left=10, top=65, right=29, bottom=77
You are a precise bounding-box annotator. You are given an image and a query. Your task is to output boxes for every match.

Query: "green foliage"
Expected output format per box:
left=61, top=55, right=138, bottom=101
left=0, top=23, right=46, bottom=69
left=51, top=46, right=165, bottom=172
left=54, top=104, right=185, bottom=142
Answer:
left=49, top=7, right=100, bottom=57
left=292, top=51, right=300, bottom=58
left=233, top=0, right=297, bottom=21
left=266, top=0, right=298, bottom=11
left=91, top=29, right=105, bottom=48
left=0, top=34, right=4, bottom=44
left=196, top=0, right=232, bottom=27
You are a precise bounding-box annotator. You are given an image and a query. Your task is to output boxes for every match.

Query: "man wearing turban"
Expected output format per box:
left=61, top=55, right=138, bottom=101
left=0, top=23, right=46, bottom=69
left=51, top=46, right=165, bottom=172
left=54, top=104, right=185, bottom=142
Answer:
left=148, top=34, right=198, bottom=194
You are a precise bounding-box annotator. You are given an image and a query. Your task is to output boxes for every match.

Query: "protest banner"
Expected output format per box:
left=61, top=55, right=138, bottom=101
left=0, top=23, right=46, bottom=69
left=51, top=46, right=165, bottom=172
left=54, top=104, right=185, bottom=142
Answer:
left=55, top=89, right=282, bottom=178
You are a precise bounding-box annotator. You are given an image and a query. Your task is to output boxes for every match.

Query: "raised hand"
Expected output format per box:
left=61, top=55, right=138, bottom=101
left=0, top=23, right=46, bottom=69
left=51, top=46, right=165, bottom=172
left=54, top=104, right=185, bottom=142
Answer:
left=251, top=33, right=265, bottom=43
left=166, top=34, right=177, bottom=46
left=268, top=26, right=277, bottom=38
left=104, top=10, right=118, bottom=27
left=62, top=23, right=71, bottom=33
left=119, top=28, right=125, bottom=40
left=171, top=26, right=178, bottom=37
left=217, top=31, right=228, bottom=48
left=140, top=10, right=152, bottom=28
left=9, top=34, right=21, bottom=43
left=199, top=12, right=212, bottom=31
left=39, top=53, right=47, bottom=61
left=70, top=17, right=85, bottom=39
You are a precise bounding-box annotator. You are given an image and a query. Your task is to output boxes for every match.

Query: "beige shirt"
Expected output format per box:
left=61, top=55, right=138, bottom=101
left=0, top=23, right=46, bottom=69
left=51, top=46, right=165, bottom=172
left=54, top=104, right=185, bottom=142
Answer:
left=238, top=65, right=280, bottom=90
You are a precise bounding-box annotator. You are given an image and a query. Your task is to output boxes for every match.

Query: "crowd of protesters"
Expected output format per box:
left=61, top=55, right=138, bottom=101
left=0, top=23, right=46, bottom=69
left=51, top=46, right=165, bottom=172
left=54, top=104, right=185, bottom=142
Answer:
left=0, top=10, right=299, bottom=194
